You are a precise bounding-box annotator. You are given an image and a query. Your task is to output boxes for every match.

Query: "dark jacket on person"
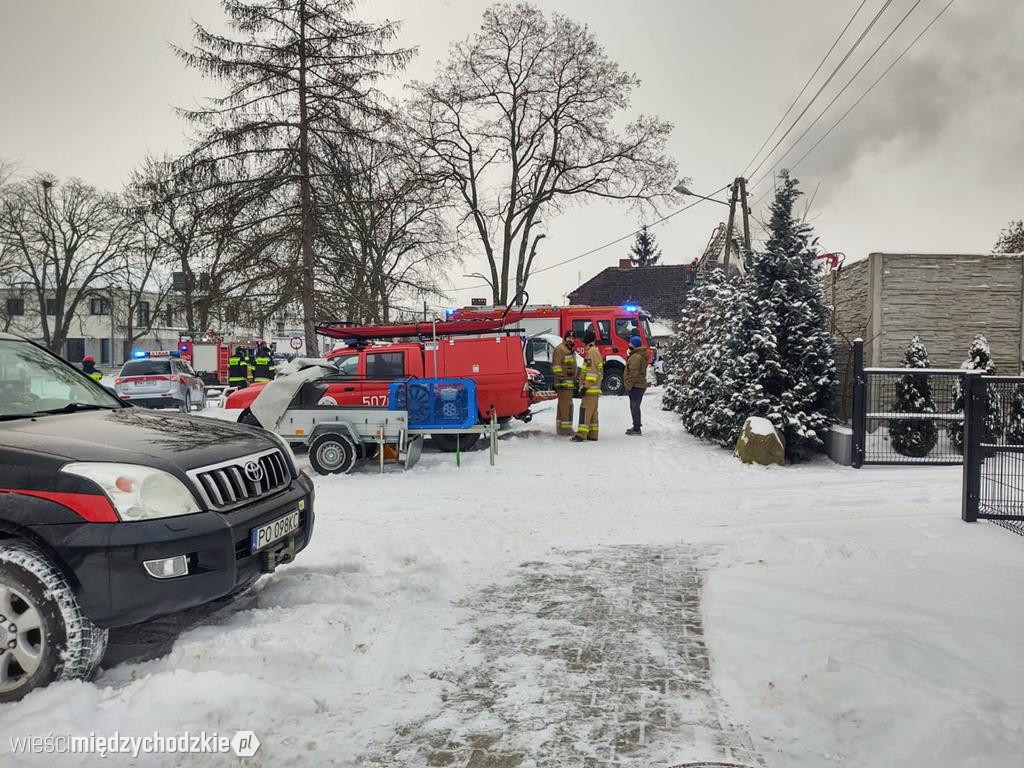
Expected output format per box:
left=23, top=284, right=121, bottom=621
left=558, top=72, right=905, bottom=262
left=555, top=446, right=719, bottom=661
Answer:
left=624, top=346, right=649, bottom=390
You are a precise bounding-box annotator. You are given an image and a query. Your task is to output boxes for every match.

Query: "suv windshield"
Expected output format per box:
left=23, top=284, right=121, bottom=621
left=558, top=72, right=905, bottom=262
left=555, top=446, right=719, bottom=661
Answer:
left=0, top=339, right=121, bottom=419
left=120, top=360, right=171, bottom=376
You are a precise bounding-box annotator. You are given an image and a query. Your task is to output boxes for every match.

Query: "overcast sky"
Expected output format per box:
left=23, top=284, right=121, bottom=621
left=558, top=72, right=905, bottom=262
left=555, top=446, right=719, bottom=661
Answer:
left=2, top=0, right=1021, bottom=308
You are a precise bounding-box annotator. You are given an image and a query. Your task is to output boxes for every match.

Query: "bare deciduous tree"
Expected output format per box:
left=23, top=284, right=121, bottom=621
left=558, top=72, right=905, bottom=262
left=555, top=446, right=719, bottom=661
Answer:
left=0, top=175, right=133, bottom=353
left=409, top=2, right=678, bottom=304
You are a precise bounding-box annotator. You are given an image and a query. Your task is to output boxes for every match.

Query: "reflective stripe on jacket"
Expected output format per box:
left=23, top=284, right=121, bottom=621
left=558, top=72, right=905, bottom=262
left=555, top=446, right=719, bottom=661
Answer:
left=551, top=342, right=577, bottom=389
left=88, top=371, right=103, bottom=383
left=227, top=356, right=250, bottom=381
left=252, top=355, right=275, bottom=381
left=578, top=344, right=603, bottom=395
left=624, top=346, right=649, bottom=390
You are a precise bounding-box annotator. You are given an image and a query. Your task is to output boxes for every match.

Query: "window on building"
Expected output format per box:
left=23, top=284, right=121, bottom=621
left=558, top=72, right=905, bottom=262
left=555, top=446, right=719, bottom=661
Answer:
left=89, top=298, right=109, bottom=316
left=366, top=351, right=405, bottom=379
left=45, top=299, right=57, bottom=316
left=5, top=299, right=24, bottom=316
left=224, top=306, right=239, bottom=324
left=137, top=301, right=150, bottom=328
left=165, top=305, right=176, bottom=327
left=100, top=338, right=110, bottom=364
left=275, top=321, right=285, bottom=335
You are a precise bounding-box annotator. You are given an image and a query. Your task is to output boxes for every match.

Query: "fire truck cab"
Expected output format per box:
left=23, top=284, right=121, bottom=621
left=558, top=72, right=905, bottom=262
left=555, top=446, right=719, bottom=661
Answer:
left=449, top=304, right=654, bottom=395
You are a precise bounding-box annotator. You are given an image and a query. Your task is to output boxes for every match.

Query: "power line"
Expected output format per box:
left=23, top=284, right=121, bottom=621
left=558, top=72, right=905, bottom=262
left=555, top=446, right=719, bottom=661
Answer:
left=750, top=0, right=930, bottom=192
left=745, top=0, right=896, bottom=183
left=751, top=0, right=956, bottom=209
left=741, top=0, right=870, bottom=178
left=443, top=184, right=732, bottom=295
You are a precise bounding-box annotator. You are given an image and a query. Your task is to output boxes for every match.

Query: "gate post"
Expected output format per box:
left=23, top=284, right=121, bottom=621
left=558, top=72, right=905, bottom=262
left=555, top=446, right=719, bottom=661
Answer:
left=851, top=338, right=866, bottom=468
left=961, top=371, right=983, bottom=522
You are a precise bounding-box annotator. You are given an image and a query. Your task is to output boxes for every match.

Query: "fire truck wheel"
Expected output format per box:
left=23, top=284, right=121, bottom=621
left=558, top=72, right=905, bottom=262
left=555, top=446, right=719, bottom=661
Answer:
left=238, top=409, right=261, bottom=427
left=309, top=432, right=358, bottom=475
left=601, top=366, right=626, bottom=396
left=431, top=433, right=481, bottom=453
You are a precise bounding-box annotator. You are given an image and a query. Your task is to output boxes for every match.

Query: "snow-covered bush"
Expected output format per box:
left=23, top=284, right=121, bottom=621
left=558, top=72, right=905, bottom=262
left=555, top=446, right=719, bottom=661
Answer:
left=889, top=336, right=937, bottom=458
left=1006, top=385, right=1024, bottom=445
left=948, top=334, right=1003, bottom=452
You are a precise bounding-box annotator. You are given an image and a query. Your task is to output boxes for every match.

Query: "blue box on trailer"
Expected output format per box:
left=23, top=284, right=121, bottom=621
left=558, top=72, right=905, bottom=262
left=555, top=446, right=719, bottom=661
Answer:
left=388, top=378, right=478, bottom=430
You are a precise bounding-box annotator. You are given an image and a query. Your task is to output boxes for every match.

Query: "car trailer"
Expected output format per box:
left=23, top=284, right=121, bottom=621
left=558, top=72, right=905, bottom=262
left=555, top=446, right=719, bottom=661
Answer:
left=247, top=363, right=498, bottom=476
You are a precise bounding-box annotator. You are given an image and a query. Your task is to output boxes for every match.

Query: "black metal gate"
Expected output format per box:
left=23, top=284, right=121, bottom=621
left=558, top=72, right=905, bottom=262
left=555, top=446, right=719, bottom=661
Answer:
left=961, top=374, right=1024, bottom=531
left=850, top=339, right=966, bottom=466
left=850, top=339, right=1024, bottom=532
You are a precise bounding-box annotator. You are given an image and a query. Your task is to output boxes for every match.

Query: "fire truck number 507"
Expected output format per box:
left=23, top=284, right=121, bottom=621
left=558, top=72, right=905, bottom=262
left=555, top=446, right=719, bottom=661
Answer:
left=362, top=395, right=388, bottom=406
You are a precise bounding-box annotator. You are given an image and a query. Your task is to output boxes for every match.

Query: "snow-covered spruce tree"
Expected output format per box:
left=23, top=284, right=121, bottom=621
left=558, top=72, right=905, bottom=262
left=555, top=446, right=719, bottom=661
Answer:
left=948, top=334, right=1003, bottom=452
left=720, top=172, right=837, bottom=461
left=1005, top=385, right=1024, bottom=445
left=660, top=318, right=688, bottom=411
left=674, top=268, right=737, bottom=440
left=889, top=336, right=938, bottom=458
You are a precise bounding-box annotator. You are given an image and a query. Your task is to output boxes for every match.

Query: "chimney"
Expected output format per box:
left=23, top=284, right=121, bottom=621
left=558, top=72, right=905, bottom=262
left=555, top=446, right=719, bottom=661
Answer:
left=618, top=258, right=633, bottom=269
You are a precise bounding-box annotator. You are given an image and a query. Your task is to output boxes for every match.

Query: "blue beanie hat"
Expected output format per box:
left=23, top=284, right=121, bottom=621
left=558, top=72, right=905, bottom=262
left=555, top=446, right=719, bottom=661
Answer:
left=629, top=335, right=642, bottom=348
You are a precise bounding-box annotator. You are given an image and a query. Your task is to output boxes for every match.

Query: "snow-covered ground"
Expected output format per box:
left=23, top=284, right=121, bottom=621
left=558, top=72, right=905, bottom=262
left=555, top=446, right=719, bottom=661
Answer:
left=2, top=391, right=1021, bottom=767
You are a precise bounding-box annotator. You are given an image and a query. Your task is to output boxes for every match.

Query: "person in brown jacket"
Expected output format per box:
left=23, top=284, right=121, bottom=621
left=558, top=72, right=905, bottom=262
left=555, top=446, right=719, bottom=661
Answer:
left=551, top=329, right=577, bottom=435
left=624, top=335, right=649, bottom=436
left=572, top=330, right=603, bottom=442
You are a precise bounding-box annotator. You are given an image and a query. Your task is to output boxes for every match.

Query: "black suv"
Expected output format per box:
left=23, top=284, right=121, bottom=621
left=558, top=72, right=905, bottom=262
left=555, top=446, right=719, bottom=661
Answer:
left=0, top=332, right=315, bottom=701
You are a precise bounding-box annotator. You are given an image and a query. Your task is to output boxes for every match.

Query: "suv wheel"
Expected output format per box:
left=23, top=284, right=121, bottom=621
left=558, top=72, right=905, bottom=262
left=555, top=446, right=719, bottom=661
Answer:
left=0, top=541, right=108, bottom=703
left=179, top=392, right=191, bottom=414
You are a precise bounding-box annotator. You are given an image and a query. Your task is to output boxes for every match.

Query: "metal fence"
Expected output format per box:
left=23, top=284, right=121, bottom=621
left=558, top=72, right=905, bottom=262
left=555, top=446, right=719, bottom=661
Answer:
left=849, top=339, right=1024, bottom=532
left=962, top=374, right=1024, bottom=530
left=851, top=339, right=966, bottom=466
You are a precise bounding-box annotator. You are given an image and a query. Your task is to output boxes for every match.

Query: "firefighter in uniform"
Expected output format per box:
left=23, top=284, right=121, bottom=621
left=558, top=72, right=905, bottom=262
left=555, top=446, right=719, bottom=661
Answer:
left=572, top=330, right=603, bottom=442
left=252, top=344, right=276, bottom=383
left=551, top=330, right=577, bottom=435
left=81, top=355, right=103, bottom=383
left=227, top=346, right=251, bottom=389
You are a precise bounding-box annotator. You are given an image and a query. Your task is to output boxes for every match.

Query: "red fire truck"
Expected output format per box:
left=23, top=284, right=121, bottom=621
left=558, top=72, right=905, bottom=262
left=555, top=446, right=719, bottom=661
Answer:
left=449, top=304, right=654, bottom=395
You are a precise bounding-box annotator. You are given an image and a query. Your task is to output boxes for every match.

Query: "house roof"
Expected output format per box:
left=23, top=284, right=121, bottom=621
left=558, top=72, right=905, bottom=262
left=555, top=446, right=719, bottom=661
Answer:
left=567, top=263, right=693, bottom=318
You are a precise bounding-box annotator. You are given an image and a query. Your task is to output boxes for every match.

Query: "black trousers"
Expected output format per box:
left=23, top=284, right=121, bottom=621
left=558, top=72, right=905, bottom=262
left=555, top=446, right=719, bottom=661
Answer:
left=628, top=387, right=645, bottom=430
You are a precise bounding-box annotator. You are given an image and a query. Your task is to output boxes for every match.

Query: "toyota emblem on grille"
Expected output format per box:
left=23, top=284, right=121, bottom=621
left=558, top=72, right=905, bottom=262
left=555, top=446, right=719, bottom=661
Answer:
left=244, top=460, right=264, bottom=483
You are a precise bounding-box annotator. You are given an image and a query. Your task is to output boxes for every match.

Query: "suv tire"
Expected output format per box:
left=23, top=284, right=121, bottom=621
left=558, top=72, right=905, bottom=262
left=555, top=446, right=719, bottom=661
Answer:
left=0, top=541, right=108, bottom=703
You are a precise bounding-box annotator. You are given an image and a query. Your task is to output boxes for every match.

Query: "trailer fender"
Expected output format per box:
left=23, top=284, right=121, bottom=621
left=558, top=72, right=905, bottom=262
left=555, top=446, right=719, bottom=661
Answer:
left=308, top=421, right=363, bottom=447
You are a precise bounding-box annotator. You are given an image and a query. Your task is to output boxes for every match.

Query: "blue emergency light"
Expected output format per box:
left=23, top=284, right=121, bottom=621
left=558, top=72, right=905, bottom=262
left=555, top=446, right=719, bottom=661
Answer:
left=623, top=304, right=640, bottom=312
left=132, top=349, right=146, bottom=359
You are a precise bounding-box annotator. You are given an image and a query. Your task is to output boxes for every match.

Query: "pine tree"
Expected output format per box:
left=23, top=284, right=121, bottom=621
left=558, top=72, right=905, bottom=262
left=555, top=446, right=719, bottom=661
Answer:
left=994, top=219, right=1024, bottom=254
left=673, top=269, right=737, bottom=441
left=629, top=225, right=662, bottom=267
left=948, top=334, right=1003, bottom=452
left=889, top=336, right=938, bottom=458
left=1005, top=385, right=1024, bottom=445
left=719, top=172, right=837, bottom=461
left=174, top=0, right=412, bottom=351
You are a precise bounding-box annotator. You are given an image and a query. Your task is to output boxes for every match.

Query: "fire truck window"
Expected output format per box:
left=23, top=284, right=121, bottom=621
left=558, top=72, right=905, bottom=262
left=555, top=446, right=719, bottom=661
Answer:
left=333, top=354, right=358, bottom=378
left=641, top=318, right=653, bottom=342
left=571, top=319, right=593, bottom=338
left=596, top=320, right=611, bottom=346
left=366, top=351, right=405, bottom=379
left=616, top=318, right=638, bottom=341
left=527, top=338, right=551, bottom=364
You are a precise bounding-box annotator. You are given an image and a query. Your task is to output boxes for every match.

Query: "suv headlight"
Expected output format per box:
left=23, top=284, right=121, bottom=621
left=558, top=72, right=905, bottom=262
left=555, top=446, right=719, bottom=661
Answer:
left=62, top=463, right=201, bottom=521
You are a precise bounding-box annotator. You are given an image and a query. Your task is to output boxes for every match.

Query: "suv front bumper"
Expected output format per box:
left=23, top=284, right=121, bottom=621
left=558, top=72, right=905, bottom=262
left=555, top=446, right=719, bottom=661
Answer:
left=32, top=472, right=315, bottom=628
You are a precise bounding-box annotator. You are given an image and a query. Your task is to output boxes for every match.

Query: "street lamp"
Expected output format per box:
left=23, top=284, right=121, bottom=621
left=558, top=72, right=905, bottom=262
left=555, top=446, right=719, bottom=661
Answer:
left=673, top=182, right=730, bottom=206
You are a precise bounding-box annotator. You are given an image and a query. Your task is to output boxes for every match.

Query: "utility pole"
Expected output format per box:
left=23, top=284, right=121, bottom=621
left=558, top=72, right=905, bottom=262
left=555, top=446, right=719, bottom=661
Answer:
left=722, top=181, right=739, bottom=273
left=722, top=176, right=752, bottom=273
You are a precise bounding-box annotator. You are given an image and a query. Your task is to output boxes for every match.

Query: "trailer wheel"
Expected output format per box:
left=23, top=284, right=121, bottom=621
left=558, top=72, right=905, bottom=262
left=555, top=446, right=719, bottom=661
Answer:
left=309, top=432, right=358, bottom=475
left=431, top=433, right=481, bottom=452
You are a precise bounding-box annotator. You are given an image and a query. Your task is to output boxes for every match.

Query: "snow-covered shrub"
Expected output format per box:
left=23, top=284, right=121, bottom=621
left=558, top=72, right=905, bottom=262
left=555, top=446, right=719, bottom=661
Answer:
left=948, top=334, right=1003, bottom=452
left=1006, top=385, right=1024, bottom=445
left=889, top=336, right=937, bottom=458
